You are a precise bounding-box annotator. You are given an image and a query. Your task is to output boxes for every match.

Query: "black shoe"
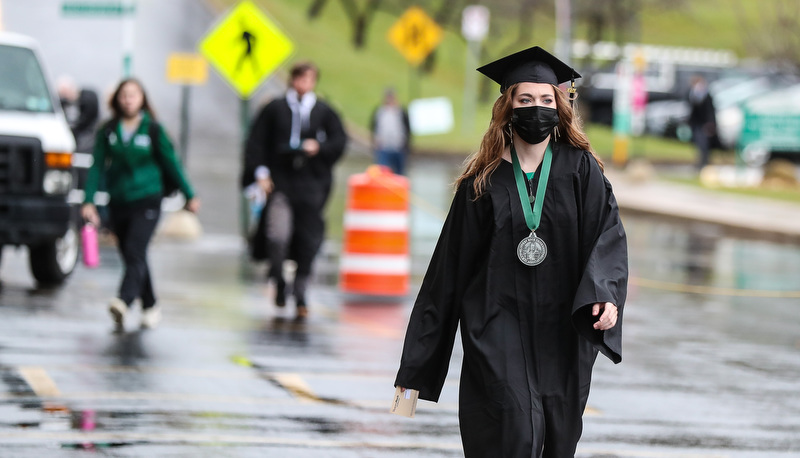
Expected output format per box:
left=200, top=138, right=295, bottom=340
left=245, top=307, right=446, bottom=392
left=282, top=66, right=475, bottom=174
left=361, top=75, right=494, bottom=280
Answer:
left=275, top=280, right=286, bottom=307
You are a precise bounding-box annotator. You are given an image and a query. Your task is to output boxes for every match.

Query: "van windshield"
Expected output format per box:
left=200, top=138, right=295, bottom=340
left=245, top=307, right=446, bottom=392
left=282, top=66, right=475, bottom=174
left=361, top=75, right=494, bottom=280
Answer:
left=0, top=44, right=54, bottom=113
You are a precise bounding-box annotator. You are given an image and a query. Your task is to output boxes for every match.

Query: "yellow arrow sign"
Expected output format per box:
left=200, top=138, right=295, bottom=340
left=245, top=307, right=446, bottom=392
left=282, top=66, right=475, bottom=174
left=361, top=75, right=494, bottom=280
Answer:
left=199, top=0, right=294, bottom=99
left=387, top=6, right=443, bottom=66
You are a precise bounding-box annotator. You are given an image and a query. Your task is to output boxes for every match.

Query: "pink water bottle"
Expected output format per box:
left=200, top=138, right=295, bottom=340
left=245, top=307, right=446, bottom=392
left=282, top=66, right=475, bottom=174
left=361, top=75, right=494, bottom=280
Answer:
left=81, top=223, right=99, bottom=268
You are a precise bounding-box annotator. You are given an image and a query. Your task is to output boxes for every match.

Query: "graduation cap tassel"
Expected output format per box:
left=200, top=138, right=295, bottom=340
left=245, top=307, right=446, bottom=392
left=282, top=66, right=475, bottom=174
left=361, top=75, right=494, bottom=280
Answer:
left=567, top=77, right=578, bottom=107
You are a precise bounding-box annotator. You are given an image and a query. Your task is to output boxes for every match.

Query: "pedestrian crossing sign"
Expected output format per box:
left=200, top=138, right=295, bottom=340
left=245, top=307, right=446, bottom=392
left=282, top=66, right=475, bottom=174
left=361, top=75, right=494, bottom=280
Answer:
left=199, top=0, right=294, bottom=98
left=387, top=6, right=443, bottom=66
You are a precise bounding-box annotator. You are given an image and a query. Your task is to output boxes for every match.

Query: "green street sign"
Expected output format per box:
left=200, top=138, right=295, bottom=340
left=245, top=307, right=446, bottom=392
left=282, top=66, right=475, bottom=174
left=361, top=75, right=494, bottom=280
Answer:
left=61, top=2, right=136, bottom=16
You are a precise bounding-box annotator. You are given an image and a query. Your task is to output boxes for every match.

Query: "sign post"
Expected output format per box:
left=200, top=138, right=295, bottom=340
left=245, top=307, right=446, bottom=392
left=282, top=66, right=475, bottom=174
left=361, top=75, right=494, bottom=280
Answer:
left=461, top=5, right=489, bottom=134
left=612, top=60, right=633, bottom=167
left=387, top=6, right=443, bottom=101
left=198, top=0, right=294, bottom=235
left=61, top=0, right=137, bottom=76
left=166, top=53, right=208, bottom=164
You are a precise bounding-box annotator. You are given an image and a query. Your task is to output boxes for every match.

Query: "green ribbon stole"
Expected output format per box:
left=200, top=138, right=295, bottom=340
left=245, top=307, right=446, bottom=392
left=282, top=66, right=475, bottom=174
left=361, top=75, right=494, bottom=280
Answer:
left=510, top=142, right=553, bottom=234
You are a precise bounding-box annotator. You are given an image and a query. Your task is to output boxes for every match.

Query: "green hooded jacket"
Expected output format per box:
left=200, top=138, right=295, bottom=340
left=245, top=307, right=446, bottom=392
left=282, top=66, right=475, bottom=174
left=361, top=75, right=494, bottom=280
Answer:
left=84, top=112, right=194, bottom=206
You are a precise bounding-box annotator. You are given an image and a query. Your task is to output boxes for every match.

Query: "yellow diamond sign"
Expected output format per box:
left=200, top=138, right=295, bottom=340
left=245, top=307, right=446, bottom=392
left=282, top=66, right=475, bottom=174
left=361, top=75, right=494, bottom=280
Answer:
left=387, top=6, right=443, bottom=66
left=199, top=0, right=294, bottom=98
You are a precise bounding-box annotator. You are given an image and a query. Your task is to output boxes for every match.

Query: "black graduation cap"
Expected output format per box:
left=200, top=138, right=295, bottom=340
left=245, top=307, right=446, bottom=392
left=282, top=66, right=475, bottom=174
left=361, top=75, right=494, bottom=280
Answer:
left=477, top=46, right=581, bottom=93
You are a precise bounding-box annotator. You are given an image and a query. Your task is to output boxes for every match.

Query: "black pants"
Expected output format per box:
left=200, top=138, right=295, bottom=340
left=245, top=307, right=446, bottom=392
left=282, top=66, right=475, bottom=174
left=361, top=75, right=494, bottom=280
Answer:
left=109, top=198, right=161, bottom=309
left=265, top=192, right=324, bottom=303
left=692, top=125, right=711, bottom=169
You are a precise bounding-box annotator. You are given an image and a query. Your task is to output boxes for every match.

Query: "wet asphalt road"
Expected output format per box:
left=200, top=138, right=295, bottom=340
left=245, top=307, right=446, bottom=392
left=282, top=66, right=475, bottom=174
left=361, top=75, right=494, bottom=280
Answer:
left=3, top=1, right=800, bottom=456
left=2, top=154, right=800, bottom=457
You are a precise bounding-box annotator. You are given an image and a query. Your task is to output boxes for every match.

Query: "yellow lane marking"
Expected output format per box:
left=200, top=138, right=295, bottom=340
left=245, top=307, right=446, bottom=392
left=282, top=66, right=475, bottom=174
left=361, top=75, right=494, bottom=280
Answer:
left=18, top=366, right=61, bottom=397
left=230, top=355, right=253, bottom=367
left=39, top=363, right=390, bottom=381
left=631, top=276, right=800, bottom=298
left=578, top=449, right=726, bottom=458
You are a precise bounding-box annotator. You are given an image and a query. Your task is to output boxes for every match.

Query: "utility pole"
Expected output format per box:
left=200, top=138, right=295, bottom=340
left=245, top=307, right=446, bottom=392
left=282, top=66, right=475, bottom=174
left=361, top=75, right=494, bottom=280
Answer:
left=555, top=0, right=572, bottom=63
left=121, top=0, right=136, bottom=76
left=461, top=5, right=489, bottom=134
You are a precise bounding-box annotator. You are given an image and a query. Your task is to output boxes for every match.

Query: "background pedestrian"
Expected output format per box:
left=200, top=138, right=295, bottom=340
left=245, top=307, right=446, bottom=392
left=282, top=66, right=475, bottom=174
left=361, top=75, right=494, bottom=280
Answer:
left=81, top=78, right=200, bottom=330
left=370, top=88, right=410, bottom=175
left=242, top=61, right=348, bottom=319
left=688, top=75, right=717, bottom=170
left=57, top=75, right=99, bottom=155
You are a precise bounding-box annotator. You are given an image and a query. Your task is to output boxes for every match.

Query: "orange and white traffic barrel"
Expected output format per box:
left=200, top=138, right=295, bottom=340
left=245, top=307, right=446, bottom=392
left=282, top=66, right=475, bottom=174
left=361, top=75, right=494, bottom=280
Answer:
left=340, top=165, right=410, bottom=296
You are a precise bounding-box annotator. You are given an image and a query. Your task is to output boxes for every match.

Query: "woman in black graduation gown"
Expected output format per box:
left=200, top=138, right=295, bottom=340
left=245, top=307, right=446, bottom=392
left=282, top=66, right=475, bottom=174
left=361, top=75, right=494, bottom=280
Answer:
left=394, top=46, right=628, bottom=457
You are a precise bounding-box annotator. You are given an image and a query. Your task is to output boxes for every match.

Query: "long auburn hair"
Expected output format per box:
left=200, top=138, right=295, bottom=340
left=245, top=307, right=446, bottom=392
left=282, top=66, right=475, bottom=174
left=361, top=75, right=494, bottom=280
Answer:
left=457, top=83, right=603, bottom=198
left=109, top=78, right=156, bottom=121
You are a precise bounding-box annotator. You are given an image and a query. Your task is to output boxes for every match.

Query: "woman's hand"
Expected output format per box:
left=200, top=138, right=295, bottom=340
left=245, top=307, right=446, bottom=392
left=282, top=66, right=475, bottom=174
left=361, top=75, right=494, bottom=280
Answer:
left=185, top=197, right=201, bottom=213
left=591, top=302, right=618, bottom=330
left=81, top=203, right=100, bottom=227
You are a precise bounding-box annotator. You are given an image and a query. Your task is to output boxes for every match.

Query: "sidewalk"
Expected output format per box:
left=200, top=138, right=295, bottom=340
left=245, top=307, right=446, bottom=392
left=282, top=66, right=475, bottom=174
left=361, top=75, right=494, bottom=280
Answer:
left=607, top=168, right=800, bottom=243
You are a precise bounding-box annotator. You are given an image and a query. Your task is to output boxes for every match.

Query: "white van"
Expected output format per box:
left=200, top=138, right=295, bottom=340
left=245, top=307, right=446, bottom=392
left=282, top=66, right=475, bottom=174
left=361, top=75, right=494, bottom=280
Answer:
left=0, top=31, right=80, bottom=285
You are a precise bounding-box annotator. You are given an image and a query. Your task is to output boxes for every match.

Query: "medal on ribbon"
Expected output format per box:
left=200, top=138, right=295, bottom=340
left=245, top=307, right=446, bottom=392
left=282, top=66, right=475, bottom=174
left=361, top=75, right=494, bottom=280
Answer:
left=511, top=142, right=553, bottom=266
left=517, top=232, right=547, bottom=266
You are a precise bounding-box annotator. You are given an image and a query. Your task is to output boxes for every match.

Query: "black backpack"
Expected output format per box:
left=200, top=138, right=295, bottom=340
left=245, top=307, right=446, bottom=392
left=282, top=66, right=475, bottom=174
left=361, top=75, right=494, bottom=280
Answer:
left=102, top=119, right=180, bottom=197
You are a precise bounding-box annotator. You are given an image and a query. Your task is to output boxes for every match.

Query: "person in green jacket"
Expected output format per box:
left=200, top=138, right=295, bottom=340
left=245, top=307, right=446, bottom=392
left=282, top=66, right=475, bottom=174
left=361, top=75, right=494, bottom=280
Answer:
left=81, top=78, right=200, bottom=330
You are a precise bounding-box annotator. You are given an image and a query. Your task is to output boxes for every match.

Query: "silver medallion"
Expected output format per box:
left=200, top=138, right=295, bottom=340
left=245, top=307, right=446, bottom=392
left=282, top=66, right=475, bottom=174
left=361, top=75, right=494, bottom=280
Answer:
left=517, top=233, right=547, bottom=266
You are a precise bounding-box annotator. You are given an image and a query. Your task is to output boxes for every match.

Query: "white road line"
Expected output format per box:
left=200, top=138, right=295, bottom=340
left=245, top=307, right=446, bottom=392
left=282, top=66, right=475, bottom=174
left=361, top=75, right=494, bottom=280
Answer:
left=0, top=431, right=730, bottom=457
left=0, top=430, right=462, bottom=450
left=18, top=366, right=61, bottom=397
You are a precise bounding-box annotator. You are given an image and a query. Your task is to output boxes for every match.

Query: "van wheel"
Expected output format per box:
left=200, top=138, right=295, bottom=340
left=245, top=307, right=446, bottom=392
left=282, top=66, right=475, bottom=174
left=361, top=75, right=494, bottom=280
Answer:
left=29, top=221, right=79, bottom=286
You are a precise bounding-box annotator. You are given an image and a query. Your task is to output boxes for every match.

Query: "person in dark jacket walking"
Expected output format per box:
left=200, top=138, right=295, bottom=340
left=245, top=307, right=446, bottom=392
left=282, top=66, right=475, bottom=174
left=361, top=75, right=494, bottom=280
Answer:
left=82, top=78, right=199, bottom=330
left=242, top=61, right=347, bottom=319
left=395, top=46, right=628, bottom=457
left=57, top=75, right=100, bottom=154
left=688, top=75, right=717, bottom=170
left=58, top=75, right=100, bottom=190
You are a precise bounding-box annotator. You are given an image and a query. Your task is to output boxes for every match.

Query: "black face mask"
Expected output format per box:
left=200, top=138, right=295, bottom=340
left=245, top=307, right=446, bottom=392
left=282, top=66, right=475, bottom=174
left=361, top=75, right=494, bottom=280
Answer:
left=511, top=106, right=559, bottom=145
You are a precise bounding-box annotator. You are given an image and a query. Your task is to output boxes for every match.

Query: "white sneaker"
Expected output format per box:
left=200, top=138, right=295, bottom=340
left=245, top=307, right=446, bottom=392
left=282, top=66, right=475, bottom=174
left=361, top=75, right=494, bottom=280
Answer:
left=141, top=306, right=162, bottom=329
left=109, top=298, right=127, bottom=329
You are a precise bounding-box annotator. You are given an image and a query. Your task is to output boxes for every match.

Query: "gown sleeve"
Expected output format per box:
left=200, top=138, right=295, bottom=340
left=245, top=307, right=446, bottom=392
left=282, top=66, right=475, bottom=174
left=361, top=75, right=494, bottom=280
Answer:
left=394, top=180, right=492, bottom=402
left=571, top=153, right=629, bottom=363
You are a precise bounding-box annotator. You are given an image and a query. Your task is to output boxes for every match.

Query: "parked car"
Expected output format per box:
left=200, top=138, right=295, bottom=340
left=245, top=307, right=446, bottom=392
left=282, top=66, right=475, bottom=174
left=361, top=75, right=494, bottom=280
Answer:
left=0, top=31, right=80, bottom=285
left=645, top=72, right=799, bottom=149
left=737, top=82, right=800, bottom=166
left=582, top=61, right=725, bottom=126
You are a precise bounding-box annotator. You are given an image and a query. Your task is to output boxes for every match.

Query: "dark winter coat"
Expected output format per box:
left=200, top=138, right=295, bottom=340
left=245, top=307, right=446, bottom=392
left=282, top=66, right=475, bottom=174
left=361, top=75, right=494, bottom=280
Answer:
left=242, top=95, right=347, bottom=261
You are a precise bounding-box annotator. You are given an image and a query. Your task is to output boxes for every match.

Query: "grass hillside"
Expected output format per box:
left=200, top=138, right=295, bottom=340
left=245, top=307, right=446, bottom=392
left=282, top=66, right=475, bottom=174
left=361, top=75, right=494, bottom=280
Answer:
left=207, top=0, right=759, bottom=162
